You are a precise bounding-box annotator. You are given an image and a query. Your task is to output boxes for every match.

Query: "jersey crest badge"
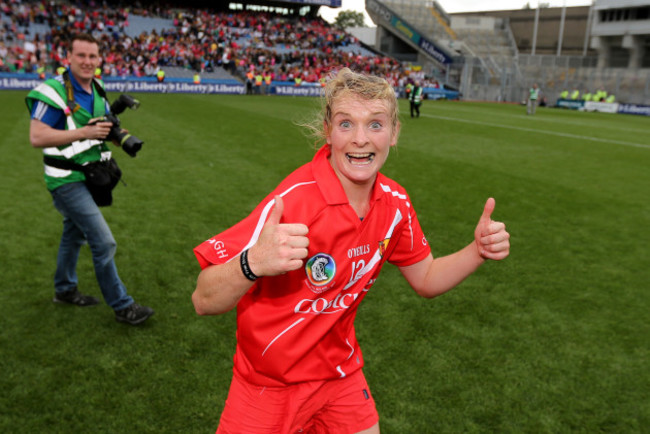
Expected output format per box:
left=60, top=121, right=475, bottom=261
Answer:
left=378, top=238, right=390, bottom=257
left=305, top=253, right=336, bottom=292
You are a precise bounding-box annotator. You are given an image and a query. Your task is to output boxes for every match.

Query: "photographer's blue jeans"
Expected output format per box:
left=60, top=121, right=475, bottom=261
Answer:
left=50, top=182, right=133, bottom=311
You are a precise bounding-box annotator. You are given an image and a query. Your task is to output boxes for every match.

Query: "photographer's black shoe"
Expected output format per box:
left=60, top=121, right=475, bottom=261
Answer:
left=115, top=303, right=154, bottom=326
left=53, top=288, right=100, bottom=307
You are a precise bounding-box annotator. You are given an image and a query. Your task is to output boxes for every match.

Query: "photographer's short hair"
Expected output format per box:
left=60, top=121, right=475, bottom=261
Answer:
left=70, top=33, right=99, bottom=50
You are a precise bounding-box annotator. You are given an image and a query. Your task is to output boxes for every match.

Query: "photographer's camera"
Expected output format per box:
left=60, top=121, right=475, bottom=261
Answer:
left=90, top=94, right=143, bottom=157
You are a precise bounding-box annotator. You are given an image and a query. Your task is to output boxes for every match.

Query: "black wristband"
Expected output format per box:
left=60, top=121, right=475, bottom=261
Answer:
left=240, top=249, right=258, bottom=281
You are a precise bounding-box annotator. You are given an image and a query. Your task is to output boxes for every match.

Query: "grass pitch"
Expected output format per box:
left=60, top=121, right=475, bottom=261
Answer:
left=1, top=90, right=648, bottom=432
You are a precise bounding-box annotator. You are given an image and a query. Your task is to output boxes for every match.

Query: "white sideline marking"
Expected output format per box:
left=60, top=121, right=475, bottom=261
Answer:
left=422, top=114, right=650, bottom=150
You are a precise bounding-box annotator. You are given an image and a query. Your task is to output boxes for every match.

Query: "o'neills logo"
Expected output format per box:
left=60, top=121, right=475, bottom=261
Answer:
left=305, top=253, right=336, bottom=291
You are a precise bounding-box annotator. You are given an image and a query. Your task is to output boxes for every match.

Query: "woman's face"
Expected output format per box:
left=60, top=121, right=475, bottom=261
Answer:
left=326, top=94, right=399, bottom=190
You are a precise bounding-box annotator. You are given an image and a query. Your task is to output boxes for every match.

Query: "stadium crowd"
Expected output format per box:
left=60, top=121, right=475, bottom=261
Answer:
left=0, top=0, right=439, bottom=88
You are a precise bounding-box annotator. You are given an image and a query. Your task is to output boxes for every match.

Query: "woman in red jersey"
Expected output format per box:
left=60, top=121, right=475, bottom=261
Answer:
left=193, top=68, right=510, bottom=434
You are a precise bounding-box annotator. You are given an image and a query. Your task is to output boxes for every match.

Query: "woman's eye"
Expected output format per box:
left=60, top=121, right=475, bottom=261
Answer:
left=340, top=121, right=351, bottom=128
left=370, top=121, right=382, bottom=129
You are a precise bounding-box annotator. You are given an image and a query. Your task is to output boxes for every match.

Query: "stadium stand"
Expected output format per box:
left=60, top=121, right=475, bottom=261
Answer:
left=122, top=14, right=173, bottom=39
left=380, top=0, right=456, bottom=52
left=5, top=0, right=645, bottom=105
left=0, top=0, right=425, bottom=90
left=450, top=16, right=518, bottom=75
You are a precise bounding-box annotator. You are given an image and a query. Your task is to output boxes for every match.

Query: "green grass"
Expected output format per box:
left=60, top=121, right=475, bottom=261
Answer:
left=1, top=91, right=649, bottom=433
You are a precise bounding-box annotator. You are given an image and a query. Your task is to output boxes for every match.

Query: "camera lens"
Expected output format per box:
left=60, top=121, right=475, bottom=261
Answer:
left=120, top=134, right=144, bottom=158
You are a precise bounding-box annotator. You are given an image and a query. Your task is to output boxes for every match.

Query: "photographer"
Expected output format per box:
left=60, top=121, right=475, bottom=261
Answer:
left=25, top=33, right=153, bottom=326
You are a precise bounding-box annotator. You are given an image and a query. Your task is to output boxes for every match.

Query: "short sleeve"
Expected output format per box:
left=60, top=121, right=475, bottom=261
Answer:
left=31, top=100, right=65, bottom=129
left=387, top=200, right=431, bottom=267
left=194, top=196, right=276, bottom=269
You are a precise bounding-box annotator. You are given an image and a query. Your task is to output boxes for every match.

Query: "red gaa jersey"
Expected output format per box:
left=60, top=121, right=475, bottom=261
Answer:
left=194, top=145, right=431, bottom=386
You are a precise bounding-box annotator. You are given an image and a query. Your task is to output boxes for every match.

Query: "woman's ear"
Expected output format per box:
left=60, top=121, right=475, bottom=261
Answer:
left=391, top=121, right=401, bottom=147
left=323, top=120, right=330, bottom=144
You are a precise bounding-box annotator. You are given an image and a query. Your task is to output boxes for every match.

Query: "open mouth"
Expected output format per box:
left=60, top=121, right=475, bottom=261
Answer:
left=346, top=152, right=375, bottom=165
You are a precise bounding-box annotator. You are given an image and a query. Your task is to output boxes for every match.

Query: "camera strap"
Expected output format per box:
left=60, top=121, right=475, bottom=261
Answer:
left=61, top=71, right=81, bottom=116
left=62, top=70, right=109, bottom=116
left=43, top=156, right=85, bottom=172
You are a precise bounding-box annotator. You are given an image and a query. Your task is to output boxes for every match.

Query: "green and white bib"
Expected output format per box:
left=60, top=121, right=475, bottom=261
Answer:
left=26, top=77, right=110, bottom=191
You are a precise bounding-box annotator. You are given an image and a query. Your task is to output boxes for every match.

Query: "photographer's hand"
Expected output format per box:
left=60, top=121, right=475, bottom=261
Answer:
left=84, top=117, right=113, bottom=140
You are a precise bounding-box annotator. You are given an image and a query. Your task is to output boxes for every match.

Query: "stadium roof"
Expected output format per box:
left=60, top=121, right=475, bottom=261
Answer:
left=272, top=0, right=341, bottom=5
left=172, top=0, right=341, bottom=9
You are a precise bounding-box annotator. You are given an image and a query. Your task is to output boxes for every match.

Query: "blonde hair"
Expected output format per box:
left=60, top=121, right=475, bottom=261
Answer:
left=301, top=68, right=399, bottom=148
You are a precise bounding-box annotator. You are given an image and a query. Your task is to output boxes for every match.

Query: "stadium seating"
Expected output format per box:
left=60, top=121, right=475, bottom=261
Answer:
left=0, top=1, right=442, bottom=92
left=122, top=15, right=174, bottom=39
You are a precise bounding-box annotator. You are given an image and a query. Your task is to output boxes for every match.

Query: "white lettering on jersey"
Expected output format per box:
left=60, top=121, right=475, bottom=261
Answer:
left=347, top=244, right=370, bottom=258
left=211, top=240, right=228, bottom=259
left=344, top=208, right=402, bottom=290
left=294, top=292, right=358, bottom=314
left=263, top=279, right=375, bottom=357
left=349, top=260, right=366, bottom=285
